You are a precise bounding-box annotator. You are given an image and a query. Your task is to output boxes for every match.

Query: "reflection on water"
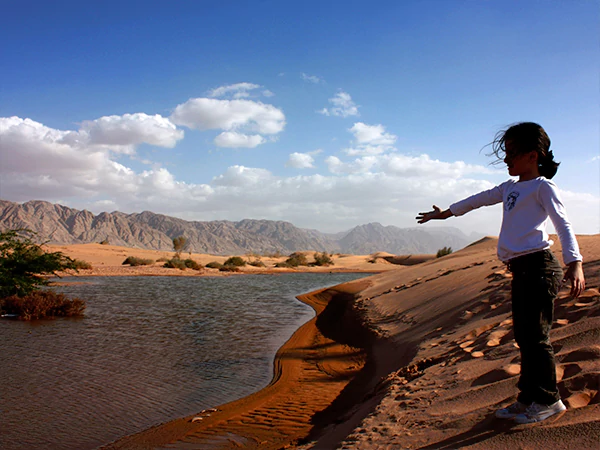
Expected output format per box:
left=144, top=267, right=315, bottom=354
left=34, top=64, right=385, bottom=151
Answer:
left=0, top=273, right=368, bottom=450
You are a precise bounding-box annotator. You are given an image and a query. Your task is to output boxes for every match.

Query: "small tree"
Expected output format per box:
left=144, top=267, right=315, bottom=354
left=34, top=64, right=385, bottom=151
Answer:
left=172, top=236, right=187, bottom=259
left=313, top=252, right=334, bottom=266
left=0, top=229, right=78, bottom=298
left=436, top=246, right=453, bottom=258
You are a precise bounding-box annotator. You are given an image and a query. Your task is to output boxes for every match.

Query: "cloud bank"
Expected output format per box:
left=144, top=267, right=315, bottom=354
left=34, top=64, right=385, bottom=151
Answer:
left=1, top=84, right=598, bottom=235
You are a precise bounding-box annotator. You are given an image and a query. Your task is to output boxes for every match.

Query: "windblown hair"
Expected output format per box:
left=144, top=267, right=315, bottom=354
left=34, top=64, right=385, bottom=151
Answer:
left=488, top=122, right=560, bottom=179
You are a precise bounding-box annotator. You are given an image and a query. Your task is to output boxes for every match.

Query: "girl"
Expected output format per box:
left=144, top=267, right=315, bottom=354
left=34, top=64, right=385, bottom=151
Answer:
left=416, top=122, right=585, bottom=424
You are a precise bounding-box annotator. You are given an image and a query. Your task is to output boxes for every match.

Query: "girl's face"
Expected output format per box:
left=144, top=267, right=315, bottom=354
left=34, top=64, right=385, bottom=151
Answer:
left=504, top=140, right=540, bottom=180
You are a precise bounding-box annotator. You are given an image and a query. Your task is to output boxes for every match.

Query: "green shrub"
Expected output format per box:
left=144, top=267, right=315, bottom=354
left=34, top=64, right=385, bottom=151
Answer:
left=224, top=256, right=246, bottom=267
left=219, top=265, right=240, bottom=272
left=163, top=258, right=201, bottom=270
left=284, top=252, right=309, bottom=267
left=183, top=259, right=202, bottom=270
left=312, top=252, right=333, bottom=266
left=0, top=291, right=86, bottom=320
left=0, top=229, right=78, bottom=298
left=436, top=246, right=453, bottom=258
left=122, top=256, right=154, bottom=266
left=206, top=261, right=223, bottom=269
left=248, top=260, right=266, bottom=267
left=72, top=259, right=93, bottom=270
left=163, top=258, right=186, bottom=269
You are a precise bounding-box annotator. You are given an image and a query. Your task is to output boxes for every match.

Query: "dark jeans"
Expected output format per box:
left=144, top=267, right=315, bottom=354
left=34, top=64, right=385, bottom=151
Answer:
left=508, top=249, right=563, bottom=406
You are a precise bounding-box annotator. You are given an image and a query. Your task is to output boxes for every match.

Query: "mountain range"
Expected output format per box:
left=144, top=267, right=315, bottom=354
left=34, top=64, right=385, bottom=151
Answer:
left=0, top=200, right=480, bottom=255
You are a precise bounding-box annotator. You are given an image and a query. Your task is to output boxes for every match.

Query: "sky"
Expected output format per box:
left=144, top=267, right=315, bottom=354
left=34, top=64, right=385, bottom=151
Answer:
left=1, top=0, right=599, bottom=237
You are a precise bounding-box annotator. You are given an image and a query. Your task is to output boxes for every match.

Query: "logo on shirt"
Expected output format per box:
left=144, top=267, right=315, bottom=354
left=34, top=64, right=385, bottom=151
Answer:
left=506, top=191, right=520, bottom=211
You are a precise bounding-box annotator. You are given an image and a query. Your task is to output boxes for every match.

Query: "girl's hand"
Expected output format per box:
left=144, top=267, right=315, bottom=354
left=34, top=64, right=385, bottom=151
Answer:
left=564, top=261, right=585, bottom=298
left=416, top=205, right=452, bottom=224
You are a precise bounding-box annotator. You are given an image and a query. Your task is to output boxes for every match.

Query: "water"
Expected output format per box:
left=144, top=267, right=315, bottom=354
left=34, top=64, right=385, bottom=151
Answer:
left=0, top=273, right=369, bottom=450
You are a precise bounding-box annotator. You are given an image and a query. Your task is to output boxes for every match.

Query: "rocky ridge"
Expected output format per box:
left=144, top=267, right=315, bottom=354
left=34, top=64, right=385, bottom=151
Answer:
left=0, top=200, right=474, bottom=255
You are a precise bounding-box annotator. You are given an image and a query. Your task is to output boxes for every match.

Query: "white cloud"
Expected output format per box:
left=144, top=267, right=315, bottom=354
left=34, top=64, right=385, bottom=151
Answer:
left=207, top=82, right=261, bottom=99
left=286, top=152, right=315, bottom=169
left=319, top=91, right=359, bottom=117
left=262, top=90, right=275, bottom=97
left=214, top=131, right=265, bottom=148
left=80, top=113, right=184, bottom=148
left=342, top=122, right=396, bottom=156
left=350, top=122, right=395, bottom=145
left=2, top=116, right=598, bottom=236
left=212, top=165, right=273, bottom=187
left=301, top=73, right=323, bottom=84
left=170, top=98, right=285, bottom=136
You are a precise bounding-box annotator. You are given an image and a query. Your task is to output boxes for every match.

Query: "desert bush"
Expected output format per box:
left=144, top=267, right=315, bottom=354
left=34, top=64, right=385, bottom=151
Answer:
left=312, top=252, right=334, bottom=266
left=156, top=256, right=170, bottom=262
left=285, top=252, right=309, bottom=267
left=0, top=229, right=78, bottom=298
left=122, top=256, right=154, bottom=266
left=248, top=260, right=266, bottom=267
left=219, top=265, right=240, bottom=272
left=72, top=259, right=93, bottom=270
left=206, top=261, right=223, bottom=269
left=99, top=239, right=109, bottom=245
left=163, top=258, right=186, bottom=269
left=224, top=256, right=246, bottom=267
left=0, top=290, right=86, bottom=320
left=183, top=259, right=202, bottom=270
left=274, top=261, right=291, bottom=268
left=436, top=246, right=453, bottom=258
left=163, top=258, right=202, bottom=270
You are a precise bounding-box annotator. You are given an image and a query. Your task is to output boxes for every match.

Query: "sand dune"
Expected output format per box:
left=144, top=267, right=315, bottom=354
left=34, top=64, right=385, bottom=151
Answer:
left=97, top=235, right=599, bottom=449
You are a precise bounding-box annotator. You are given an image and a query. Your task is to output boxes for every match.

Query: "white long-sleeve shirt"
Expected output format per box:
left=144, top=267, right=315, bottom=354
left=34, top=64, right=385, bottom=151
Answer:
left=449, top=177, right=582, bottom=264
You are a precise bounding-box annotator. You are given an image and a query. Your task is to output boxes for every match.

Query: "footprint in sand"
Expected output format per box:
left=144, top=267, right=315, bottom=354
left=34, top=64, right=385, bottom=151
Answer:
left=559, top=371, right=600, bottom=399
left=565, top=391, right=597, bottom=409
left=486, top=329, right=510, bottom=347
left=556, top=363, right=582, bottom=382
left=459, top=340, right=476, bottom=349
left=560, top=346, right=600, bottom=363
left=559, top=370, right=600, bottom=409
left=471, top=364, right=520, bottom=386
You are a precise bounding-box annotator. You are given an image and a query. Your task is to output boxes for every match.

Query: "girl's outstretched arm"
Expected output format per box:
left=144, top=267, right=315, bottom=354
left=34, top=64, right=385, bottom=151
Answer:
left=564, top=261, right=585, bottom=298
left=416, top=205, right=454, bottom=224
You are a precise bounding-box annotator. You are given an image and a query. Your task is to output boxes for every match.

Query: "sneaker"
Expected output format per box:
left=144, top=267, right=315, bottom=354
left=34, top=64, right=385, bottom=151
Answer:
left=514, top=400, right=566, bottom=424
left=495, top=401, right=529, bottom=419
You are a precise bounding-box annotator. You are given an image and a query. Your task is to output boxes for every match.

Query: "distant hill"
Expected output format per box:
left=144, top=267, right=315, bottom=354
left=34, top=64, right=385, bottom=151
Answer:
left=0, top=200, right=474, bottom=255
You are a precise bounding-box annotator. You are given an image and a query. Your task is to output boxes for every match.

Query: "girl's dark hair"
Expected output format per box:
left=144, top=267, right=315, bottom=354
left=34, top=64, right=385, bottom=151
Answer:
left=488, top=122, right=560, bottom=179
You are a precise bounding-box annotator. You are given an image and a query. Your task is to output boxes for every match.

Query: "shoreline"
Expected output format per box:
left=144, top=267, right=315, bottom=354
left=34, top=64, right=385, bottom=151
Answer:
left=103, top=277, right=376, bottom=449
left=46, top=243, right=421, bottom=278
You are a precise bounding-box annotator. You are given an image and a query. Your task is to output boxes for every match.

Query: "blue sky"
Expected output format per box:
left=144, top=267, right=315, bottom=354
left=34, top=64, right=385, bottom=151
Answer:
left=1, top=0, right=598, bottom=236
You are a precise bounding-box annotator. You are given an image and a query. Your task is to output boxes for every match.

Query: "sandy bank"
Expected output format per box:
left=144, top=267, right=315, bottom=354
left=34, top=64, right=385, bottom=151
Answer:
left=304, top=235, right=600, bottom=449
left=47, top=243, right=405, bottom=277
